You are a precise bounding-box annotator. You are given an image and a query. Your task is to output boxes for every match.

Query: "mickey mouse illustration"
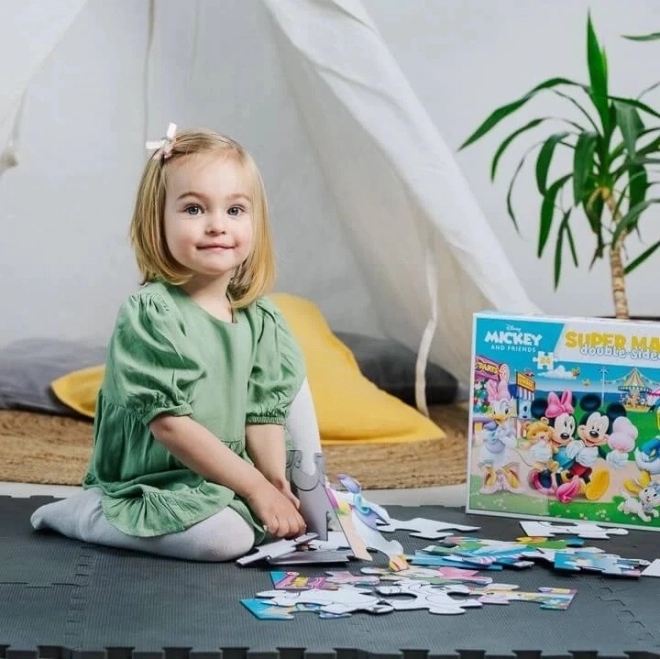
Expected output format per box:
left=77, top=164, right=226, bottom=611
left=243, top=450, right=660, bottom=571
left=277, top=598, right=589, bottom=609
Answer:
left=554, top=393, right=631, bottom=503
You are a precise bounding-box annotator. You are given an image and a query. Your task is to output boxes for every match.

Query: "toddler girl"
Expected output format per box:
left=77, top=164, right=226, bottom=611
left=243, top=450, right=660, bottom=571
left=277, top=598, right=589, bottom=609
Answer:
left=31, top=124, right=323, bottom=561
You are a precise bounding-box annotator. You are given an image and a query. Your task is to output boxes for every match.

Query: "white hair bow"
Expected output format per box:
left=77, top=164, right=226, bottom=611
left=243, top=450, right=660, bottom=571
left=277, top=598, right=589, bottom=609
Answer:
left=146, top=122, right=177, bottom=160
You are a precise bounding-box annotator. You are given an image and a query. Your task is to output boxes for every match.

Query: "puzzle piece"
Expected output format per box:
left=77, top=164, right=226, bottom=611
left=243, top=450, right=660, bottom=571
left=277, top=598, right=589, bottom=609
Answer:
left=236, top=533, right=318, bottom=566
left=407, top=552, right=503, bottom=570
left=308, top=531, right=351, bottom=551
left=361, top=565, right=493, bottom=586
left=420, top=537, right=539, bottom=569
left=330, top=477, right=408, bottom=569
left=255, top=587, right=394, bottom=616
left=374, top=581, right=482, bottom=615
left=530, top=546, right=604, bottom=565
left=325, top=570, right=381, bottom=586
left=268, top=549, right=352, bottom=565
left=377, top=517, right=480, bottom=540
left=516, top=536, right=585, bottom=549
left=241, top=599, right=325, bottom=620
left=270, top=571, right=335, bottom=590
left=466, top=585, right=577, bottom=610
left=641, top=559, right=660, bottom=577
left=532, top=351, right=555, bottom=371
left=553, top=550, right=649, bottom=577
left=520, top=520, right=629, bottom=540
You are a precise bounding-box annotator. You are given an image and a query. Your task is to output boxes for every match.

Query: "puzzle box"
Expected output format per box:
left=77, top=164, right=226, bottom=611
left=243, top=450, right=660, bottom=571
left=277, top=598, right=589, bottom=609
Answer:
left=466, top=312, right=660, bottom=531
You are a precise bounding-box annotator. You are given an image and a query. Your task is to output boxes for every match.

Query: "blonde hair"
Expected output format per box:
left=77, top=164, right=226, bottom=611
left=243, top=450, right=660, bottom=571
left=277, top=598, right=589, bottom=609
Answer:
left=129, top=127, right=275, bottom=308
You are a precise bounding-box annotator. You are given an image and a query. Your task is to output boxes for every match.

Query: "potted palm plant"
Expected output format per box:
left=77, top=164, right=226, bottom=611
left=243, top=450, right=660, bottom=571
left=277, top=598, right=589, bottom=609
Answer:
left=459, top=13, right=660, bottom=319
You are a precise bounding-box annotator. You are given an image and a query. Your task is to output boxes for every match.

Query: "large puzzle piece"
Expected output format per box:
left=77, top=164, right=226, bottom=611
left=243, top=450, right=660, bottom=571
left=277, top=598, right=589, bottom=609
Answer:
left=377, top=517, right=480, bottom=540
left=519, top=520, right=629, bottom=540
left=331, top=475, right=407, bottom=569
left=374, top=581, right=483, bottom=615
left=241, top=599, right=334, bottom=620
left=236, top=533, right=319, bottom=566
left=254, top=587, right=395, bottom=616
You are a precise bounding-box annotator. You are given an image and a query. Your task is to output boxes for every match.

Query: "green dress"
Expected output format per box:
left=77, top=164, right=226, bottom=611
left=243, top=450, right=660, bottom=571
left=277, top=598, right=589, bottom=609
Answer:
left=82, top=280, right=305, bottom=543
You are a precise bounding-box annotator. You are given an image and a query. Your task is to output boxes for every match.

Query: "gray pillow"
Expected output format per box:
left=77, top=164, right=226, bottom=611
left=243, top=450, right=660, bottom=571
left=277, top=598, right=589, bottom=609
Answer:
left=0, top=333, right=459, bottom=418
left=334, top=331, right=458, bottom=405
left=0, top=338, right=106, bottom=416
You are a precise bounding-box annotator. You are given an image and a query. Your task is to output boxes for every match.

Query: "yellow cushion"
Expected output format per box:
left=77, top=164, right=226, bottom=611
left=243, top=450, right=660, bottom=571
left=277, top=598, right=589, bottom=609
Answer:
left=52, top=364, right=104, bottom=419
left=51, top=293, right=444, bottom=445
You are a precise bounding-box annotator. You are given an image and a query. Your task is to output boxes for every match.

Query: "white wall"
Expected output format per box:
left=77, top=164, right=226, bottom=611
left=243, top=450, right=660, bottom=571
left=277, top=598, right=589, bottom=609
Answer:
left=0, top=0, right=380, bottom=348
left=364, top=0, right=660, bottom=319
left=2, top=0, right=659, bottom=351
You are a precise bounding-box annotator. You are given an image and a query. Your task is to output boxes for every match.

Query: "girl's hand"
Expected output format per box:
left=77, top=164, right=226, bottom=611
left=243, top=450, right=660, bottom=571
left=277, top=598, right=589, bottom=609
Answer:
left=246, top=481, right=307, bottom=539
left=269, top=477, right=301, bottom=510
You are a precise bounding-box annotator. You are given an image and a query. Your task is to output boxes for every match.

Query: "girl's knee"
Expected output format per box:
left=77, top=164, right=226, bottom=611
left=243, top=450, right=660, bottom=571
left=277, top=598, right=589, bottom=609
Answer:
left=190, top=530, right=255, bottom=562
left=184, top=511, right=256, bottom=562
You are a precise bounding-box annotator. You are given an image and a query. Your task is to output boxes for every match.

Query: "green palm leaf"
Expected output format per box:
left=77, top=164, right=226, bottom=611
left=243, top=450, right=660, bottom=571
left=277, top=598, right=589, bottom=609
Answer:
left=490, top=118, right=546, bottom=180
left=587, top=13, right=610, bottom=133
left=554, top=210, right=577, bottom=288
left=614, top=101, right=644, bottom=158
left=573, top=132, right=598, bottom=205
left=536, top=132, right=572, bottom=194
left=609, top=96, right=660, bottom=121
left=625, top=240, right=660, bottom=275
left=622, top=32, right=660, bottom=42
left=459, top=77, right=585, bottom=150
left=612, top=198, right=660, bottom=245
left=505, top=141, right=546, bottom=233
left=539, top=174, right=572, bottom=257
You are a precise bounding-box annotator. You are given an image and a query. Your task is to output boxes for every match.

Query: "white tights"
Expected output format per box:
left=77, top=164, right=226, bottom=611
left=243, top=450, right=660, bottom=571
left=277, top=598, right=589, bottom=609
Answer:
left=30, top=377, right=322, bottom=562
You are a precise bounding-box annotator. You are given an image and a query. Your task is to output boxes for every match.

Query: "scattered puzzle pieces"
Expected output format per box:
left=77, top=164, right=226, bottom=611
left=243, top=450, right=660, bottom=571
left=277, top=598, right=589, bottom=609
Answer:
left=467, top=585, right=577, bottom=610
left=236, top=471, right=653, bottom=622
left=361, top=565, right=493, bottom=586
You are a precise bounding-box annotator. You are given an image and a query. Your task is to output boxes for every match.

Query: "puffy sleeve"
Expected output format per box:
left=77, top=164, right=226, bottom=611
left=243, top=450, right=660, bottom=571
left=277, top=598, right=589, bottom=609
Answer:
left=104, top=292, right=205, bottom=425
left=246, top=298, right=306, bottom=425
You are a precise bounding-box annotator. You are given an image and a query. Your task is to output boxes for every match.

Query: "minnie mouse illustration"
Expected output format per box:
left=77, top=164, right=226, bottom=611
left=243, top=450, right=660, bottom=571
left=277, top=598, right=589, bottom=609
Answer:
left=478, top=371, right=522, bottom=495
left=528, top=390, right=577, bottom=494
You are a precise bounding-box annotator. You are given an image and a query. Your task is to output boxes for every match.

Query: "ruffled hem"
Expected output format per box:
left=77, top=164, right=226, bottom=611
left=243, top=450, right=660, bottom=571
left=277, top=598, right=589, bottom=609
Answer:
left=89, top=480, right=265, bottom=544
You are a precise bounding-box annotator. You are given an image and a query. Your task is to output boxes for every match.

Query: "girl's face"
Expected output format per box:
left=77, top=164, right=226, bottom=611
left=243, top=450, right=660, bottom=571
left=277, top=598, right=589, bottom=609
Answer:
left=163, top=152, right=254, bottom=282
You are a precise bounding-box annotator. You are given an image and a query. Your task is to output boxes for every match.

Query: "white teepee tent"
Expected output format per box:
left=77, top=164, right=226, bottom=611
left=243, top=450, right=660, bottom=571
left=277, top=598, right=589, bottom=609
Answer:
left=0, top=0, right=539, bottom=409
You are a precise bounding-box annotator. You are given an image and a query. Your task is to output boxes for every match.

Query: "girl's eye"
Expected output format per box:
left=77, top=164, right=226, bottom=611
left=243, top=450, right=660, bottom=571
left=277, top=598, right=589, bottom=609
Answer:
left=227, top=205, right=243, bottom=217
left=185, top=204, right=203, bottom=216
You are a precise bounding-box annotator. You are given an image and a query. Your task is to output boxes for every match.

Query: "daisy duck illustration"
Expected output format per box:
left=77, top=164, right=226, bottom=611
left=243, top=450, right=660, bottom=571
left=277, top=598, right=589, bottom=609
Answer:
left=478, top=378, right=522, bottom=494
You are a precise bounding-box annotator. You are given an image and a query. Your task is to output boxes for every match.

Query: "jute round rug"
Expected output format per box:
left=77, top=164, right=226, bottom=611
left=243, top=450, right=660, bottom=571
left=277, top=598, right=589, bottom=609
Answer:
left=0, top=404, right=468, bottom=490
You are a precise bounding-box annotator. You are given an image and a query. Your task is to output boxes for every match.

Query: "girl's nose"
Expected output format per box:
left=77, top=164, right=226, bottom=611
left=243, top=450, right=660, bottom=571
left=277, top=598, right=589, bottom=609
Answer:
left=205, top=213, right=227, bottom=234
